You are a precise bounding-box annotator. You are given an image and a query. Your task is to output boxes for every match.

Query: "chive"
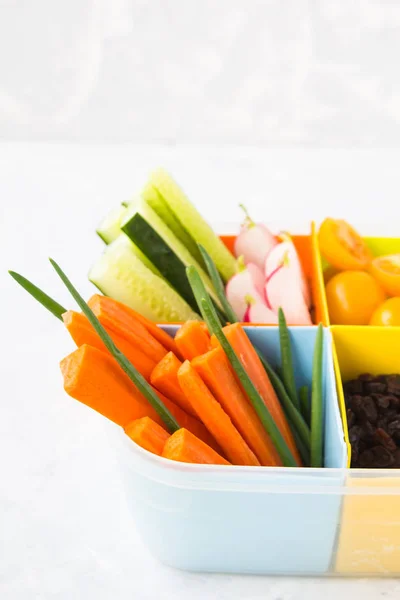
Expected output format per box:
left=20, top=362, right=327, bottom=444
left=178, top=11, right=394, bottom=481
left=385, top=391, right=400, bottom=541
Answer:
left=198, top=244, right=239, bottom=324
left=186, top=265, right=297, bottom=467
left=292, top=427, right=310, bottom=467
left=49, top=258, right=180, bottom=434
left=9, top=271, right=67, bottom=320
left=310, top=324, right=324, bottom=468
left=299, top=385, right=310, bottom=425
left=278, top=308, right=300, bottom=410
left=256, top=349, right=311, bottom=449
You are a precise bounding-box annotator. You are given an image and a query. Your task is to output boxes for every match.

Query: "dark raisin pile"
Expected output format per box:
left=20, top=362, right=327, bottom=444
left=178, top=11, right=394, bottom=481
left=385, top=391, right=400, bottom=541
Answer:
left=344, top=373, right=400, bottom=468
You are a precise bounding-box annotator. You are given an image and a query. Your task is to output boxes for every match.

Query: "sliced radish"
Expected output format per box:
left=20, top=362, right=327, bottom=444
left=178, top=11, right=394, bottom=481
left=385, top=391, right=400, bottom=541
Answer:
left=234, top=205, right=278, bottom=270
left=226, top=266, right=266, bottom=322
left=247, top=298, right=278, bottom=324
left=265, top=261, right=312, bottom=325
left=246, top=262, right=265, bottom=297
left=265, top=237, right=311, bottom=308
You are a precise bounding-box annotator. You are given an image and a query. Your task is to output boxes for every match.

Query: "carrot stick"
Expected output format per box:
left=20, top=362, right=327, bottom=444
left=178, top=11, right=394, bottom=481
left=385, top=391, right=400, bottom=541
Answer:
left=60, top=344, right=162, bottom=426
left=162, top=428, right=230, bottom=465
left=174, top=320, right=211, bottom=361
left=63, top=310, right=156, bottom=380
left=211, top=323, right=301, bottom=465
left=60, top=343, right=217, bottom=448
left=157, top=389, right=221, bottom=453
left=150, top=352, right=198, bottom=417
left=125, top=417, right=170, bottom=456
left=177, top=360, right=260, bottom=466
left=88, top=294, right=167, bottom=363
left=192, top=347, right=281, bottom=466
left=88, top=294, right=181, bottom=356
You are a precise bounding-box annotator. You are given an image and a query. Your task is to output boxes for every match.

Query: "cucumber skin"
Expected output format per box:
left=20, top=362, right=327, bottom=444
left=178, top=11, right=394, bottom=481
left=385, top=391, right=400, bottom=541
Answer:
left=149, top=168, right=237, bottom=282
left=121, top=197, right=223, bottom=309
left=142, top=183, right=205, bottom=267
left=89, top=236, right=199, bottom=323
left=122, top=213, right=200, bottom=314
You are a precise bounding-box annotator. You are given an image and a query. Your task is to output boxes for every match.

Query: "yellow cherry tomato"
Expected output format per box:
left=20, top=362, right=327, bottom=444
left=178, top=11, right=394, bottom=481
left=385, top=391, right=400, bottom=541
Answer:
left=326, top=271, right=386, bottom=325
left=369, top=297, right=400, bottom=326
left=370, top=254, right=400, bottom=297
left=323, top=265, right=338, bottom=285
left=318, top=218, right=372, bottom=271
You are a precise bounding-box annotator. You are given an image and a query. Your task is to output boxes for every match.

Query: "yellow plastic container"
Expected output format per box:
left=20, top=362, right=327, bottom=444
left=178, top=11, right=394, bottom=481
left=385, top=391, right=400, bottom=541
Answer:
left=332, top=326, right=400, bottom=575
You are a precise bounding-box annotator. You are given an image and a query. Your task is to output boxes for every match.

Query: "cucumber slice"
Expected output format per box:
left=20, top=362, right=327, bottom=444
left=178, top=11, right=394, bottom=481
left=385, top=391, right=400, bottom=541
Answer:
left=96, top=204, right=127, bottom=244
left=89, top=236, right=199, bottom=323
left=148, top=168, right=237, bottom=282
left=121, top=197, right=223, bottom=313
left=142, top=182, right=204, bottom=266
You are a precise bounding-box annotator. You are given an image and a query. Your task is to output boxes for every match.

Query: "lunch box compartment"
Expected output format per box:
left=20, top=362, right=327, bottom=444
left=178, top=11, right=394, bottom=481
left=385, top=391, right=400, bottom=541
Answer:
left=332, top=326, right=400, bottom=575
left=111, top=326, right=347, bottom=575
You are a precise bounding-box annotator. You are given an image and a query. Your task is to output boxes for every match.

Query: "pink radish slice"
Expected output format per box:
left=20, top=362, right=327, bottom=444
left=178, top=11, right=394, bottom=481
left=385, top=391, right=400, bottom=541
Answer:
left=234, top=206, right=278, bottom=270
left=226, top=268, right=267, bottom=321
left=265, top=263, right=312, bottom=325
left=246, top=263, right=265, bottom=297
left=265, top=240, right=311, bottom=308
left=247, top=300, right=278, bottom=324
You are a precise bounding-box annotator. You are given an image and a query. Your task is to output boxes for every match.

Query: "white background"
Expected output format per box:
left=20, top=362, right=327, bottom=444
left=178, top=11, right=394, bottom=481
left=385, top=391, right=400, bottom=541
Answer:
left=1, top=0, right=400, bottom=146
left=2, top=2, right=400, bottom=599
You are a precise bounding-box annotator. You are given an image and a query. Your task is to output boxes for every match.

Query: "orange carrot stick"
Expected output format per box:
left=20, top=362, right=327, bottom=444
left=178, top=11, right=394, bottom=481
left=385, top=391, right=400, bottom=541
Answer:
left=162, top=428, right=230, bottom=465
left=125, top=417, right=170, bottom=456
left=150, top=352, right=198, bottom=418
left=60, top=344, right=217, bottom=449
left=88, top=294, right=181, bottom=356
left=88, top=294, right=167, bottom=363
left=63, top=310, right=156, bottom=380
left=60, top=344, right=161, bottom=426
left=211, top=323, right=301, bottom=465
left=174, top=320, right=211, bottom=361
left=192, top=347, right=281, bottom=466
left=177, top=361, right=260, bottom=466
left=157, top=390, right=221, bottom=453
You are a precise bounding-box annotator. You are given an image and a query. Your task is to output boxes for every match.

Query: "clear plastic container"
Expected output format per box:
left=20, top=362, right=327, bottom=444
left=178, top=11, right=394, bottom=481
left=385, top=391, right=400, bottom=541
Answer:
left=111, top=326, right=348, bottom=575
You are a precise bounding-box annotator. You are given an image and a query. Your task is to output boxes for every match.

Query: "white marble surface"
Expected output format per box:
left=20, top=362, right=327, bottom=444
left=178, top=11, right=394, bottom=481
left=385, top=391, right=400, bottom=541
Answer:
left=2, top=1, right=400, bottom=146
left=2, top=143, right=400, bottom=599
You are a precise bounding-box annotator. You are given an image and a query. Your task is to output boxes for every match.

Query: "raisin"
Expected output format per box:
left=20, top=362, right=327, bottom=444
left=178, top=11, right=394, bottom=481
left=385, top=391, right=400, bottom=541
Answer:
left=386, top=409, right=398, bottom=422
left=372, top=394, right=390, bottom=410
left=347, top=409, right=356, bottom=428
left=388, top=419, right=400, bottom=441
left=350, top=395, right=366, bottom=419
left=373, top=428, right=397, bottom=452
left=360, top=446, right=394, bottom=468
left=377, top=417, right=389, bottom=432
left=360, top=421, right=376, bottom=441
left=344, top=379, right=363, bottom=396
left=387, top=375, right=400, bottom=396
left=365, top=381, right=386, bottom=394
left=349, top=425, right=363, bottom=445
left=362, top=397, right=378, bottom=423
left=388, top=395, right=400, bottom=409
left=359, top=373, right=373, bottom=381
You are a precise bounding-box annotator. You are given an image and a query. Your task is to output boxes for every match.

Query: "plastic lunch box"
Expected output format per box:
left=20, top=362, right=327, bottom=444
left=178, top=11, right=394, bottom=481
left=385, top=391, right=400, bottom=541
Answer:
left=110, top=227, right=400, bottom=576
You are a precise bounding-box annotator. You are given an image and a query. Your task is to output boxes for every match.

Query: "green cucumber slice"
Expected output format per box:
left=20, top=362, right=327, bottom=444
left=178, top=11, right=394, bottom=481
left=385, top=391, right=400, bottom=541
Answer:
left=148, top=168, right=237, bottom=282
left=121, top=197, right=223, bottom=313
left=96, top=204, right=127, bottom=244
left=89, top=236, right=199, bottom=323
left=142, top=182, right=204, bottom=266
